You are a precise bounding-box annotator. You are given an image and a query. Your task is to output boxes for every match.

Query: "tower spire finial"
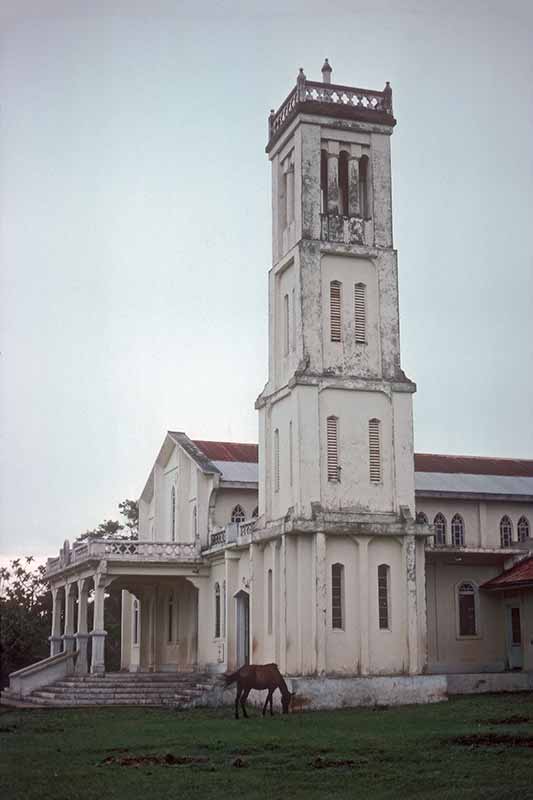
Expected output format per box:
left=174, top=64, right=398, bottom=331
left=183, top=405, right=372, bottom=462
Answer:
left=321, top=58, right=332, bottom=84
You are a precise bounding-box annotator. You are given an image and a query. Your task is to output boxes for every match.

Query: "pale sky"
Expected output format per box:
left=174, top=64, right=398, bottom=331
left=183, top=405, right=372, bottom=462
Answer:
left=1, top=0, right=532, bottom=559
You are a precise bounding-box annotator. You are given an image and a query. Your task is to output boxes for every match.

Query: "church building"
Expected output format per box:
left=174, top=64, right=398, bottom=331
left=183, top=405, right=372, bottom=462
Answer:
left=7, top=62, right=533, bottom=707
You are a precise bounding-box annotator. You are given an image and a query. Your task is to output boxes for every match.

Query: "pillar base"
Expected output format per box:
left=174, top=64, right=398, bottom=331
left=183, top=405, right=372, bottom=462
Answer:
left=90, top=629, right=107, bottom=674
left=75, top=632, right=90, bottom=674
left=62, top=634, right=76, bottom=653
left=49, top=636, right=62, bottom=656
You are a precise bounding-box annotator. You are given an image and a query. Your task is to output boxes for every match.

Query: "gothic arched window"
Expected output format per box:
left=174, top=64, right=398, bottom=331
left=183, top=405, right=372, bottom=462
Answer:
left=458, top=581, right=478, bottom=636
left=500, top=515, right=513, bottom=548
left=231, top=504, right=246, bottom=524
left=252, top=506, right=259, bottom=518
left=416, top=511, right=429, bottom=525
left=214, top=583, right=221, bottom=638
left=378, top=564, right=391, bottom=630
left=434, top=513, right=447, bottom=546
left=518, top=516, right=530, bottom=543
left=331, top=563, right=344, bottom=629
left=451, top=514, right=465, bottom=548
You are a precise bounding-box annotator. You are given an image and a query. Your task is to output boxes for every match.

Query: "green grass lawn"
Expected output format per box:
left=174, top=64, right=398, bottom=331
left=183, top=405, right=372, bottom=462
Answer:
left=1, top=694, right=533, bottom=800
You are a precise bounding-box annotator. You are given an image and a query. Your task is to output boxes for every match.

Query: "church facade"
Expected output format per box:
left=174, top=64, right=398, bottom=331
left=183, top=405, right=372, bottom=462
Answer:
left=10, top=62, right=533, bottom=705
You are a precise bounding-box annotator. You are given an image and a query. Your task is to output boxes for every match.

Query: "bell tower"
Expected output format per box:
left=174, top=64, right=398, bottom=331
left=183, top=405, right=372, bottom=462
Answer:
left=257, top=60, right=417, bottom=523
left=254, top=61, right=427, bottom=677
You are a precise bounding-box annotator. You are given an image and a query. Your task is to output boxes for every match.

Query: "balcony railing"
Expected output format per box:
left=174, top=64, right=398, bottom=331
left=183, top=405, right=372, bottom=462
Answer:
left=208, top=518, right=258, bottom=549
left=267, top=72, right=393, bottom=149
left=45, top=537, right=201, bottom=577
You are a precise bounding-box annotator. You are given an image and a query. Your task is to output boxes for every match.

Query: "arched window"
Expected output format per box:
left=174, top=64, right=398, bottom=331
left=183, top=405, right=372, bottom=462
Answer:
left=518, top=516, right=530, bottom=543
left=320, top=149, right=328, bottom=213
left=252, top=506, right=259, bottom=518
left=132, top=598, right=139, bottom=645
left=500, top=515, right=513, bottom=548
left=378, top=564, right=390, bottom=630
left=326, top=415, right=339, bottom=482
left=451, top=514, right=465, bottom=547
left=416, top=511, right=429, bottom=524
left=231, top=504, right=246, bottom=524
left=330, top=280, right=342, bottom=342
left=289, top=419, right=293, bottom=487
left=283, top=293, right=290, bottom=355
left=339, top=150, right=349, bottom=215
left=168, top=592, right=175, bottom=643
left=214, top=582, right=221, bottom=639
left=458, top=581, right=478, bottom=636
left=359, top=155, right=369, bottom=218
left=222, top=580, right=227, bottom=636
left=331, top=563, right=344, bottom=629
left=267, top=568, right=273, bottom=635
left=368, top=418, right=381, bottom=483
left=354, top=282, right=367, bottom=344
left=170, top=486, right=176, bottom=542
left=192, top=505, right=198, bottom=538
left=273, top=428, right=280, bottom=493
left=434, top=513, right=447, bottom=546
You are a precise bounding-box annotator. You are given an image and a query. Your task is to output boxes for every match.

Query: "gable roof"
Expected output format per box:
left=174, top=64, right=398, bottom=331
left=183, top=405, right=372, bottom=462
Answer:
left=192, top=440, right=258, bottom=463
left=168, top=432, right=222, bottom=475
left=481, top=556, right=533, bottom=590
left=414, top=454, right=533, bottom=477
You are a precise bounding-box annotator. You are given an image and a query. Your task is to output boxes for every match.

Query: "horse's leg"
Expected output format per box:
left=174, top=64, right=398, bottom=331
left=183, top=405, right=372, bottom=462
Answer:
left=262, top=690, right=272, bottom=717
left=270, top=690, right=274, bottom=716
left=235, top=686, right=241, bottom=720
left=241, top=688, right=250, bottom=719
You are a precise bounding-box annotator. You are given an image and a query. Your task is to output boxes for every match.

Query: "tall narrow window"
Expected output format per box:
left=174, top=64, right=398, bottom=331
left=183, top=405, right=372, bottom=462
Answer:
left=331, top=563, right=344, bottom=629
left=283, top=293, right=290, bottom=355
left=368, top=418, right=381, bottom=483
left=192, top=505, right=198, bottom=538
left=359, top=155, right=369, bottom=218
left=378, top=564, right=390, bottom=629
left=326, top=415, right=339, bottom=482
left=132, top=598, right=139, bottom=645
left=214, top=583, right=221, bottom=638
left=231, top=504, right=246, bottom=523
left=354, top=283, right=367, bottom=344
left=330, top=280, right=342, bottom=342
left=289, top=420, right=293, bottom=487
left=433, top=513, right=447, bottom=546
left=291, top=287, right=296, bottom=351
left=170, top=486, right=176, bottom=542
left=451, top=514, right=465, bottom=547
left=273, top=428, right=280, bottom=493
left=280, top=168, right=287, bottom=231
left=252, top=506, right=259, bottom=518
left=320, top=149, right=328, bottom=213
left=168, top=592, right=175, bottom=643
left=222, top=580, right=226, bottom=636
left=267, top=568, right=273, bottom=635
left=500, top=515, right=513, bottom=547
left=518, top=516, right=530, bottom=543
left=416, top=511, right=429, bottom=524
left=458, top=582, right=477, bottom=636
left=338, top=150, right=349, bottom=215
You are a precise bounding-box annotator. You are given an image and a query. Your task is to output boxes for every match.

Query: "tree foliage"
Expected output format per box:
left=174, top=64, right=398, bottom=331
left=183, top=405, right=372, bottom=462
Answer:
left=0, top=557, right=52, bottom=687
left=76, top=499, right=139, bottom=542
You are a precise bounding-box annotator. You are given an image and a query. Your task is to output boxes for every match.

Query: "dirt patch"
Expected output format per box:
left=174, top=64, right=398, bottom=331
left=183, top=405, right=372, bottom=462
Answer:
left=100, top=752, right=209, bottom=767
left=452, top=734, right=533, bottom=749
left=479, top=716, right=532, bottom=726
left=311, top=755, right=360, bottom=769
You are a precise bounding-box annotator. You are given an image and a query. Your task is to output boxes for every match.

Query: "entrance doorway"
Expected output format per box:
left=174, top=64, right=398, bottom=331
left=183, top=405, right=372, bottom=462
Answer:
left=506, top=605, right=523, bottom=670
left=235, top=591, right=250, bottom=667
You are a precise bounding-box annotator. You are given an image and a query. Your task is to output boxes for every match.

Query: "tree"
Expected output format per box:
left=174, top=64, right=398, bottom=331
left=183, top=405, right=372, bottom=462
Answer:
left=0, top=557, right=52, bottom=687
left=76, top=499, right=139, bottom=542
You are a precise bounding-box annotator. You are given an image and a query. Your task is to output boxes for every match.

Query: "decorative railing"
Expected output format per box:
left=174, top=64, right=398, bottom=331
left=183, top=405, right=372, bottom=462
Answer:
left=210, top=530, right=226, bottom=547
left=208, top=518, right=257, bottom=549
left=45, top=537, right=201, bottom=576
left=268, top=72, right=393, bottom=145
left=238, top=519, right=257, bottom=539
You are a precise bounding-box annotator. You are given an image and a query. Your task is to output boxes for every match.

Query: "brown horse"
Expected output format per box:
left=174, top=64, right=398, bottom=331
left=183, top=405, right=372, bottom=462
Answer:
left=224, top=663, right=293, bottom=719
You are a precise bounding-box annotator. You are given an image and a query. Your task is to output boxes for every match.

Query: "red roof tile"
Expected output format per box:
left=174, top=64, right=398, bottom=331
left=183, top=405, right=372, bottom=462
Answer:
left=481, top=557, right=533, bottom=590
left=414, top=453, right=533, bottom=477
left=192, top=440, right=259, bottom=463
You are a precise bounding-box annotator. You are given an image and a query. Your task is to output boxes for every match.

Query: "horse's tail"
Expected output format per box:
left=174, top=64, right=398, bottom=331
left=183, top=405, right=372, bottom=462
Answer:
left=223, top=669, right=240, bottom=687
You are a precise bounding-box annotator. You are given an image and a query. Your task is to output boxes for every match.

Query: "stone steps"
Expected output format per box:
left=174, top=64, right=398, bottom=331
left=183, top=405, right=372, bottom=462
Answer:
left=1, top=672, right=221, bottom=709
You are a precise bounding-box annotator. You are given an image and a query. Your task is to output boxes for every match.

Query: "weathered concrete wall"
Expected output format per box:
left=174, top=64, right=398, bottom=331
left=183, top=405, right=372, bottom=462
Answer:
left=447, top=671, right=533, bottom=695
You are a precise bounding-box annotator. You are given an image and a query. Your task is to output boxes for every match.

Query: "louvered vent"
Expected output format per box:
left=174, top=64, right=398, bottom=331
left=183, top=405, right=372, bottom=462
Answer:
left=327, top=416, right=339, bottom=482
left=330, top=281, right=342, bottom=342
left=368, top=418, right=381, bottom=483
left=354, top=283, right=366, bottom=343
left=273, top=428, right=280, bottom=493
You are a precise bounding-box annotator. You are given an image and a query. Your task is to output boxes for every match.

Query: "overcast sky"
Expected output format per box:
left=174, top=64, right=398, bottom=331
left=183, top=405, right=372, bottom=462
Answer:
left=1, top=0, right=532, bottom=559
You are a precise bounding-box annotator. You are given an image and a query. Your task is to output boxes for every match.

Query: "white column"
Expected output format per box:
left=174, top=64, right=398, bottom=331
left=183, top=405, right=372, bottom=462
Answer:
left=90, top=573, right=110, bottom=674
left=348, top=156, right=360, bottom=216
left=49, top=585, right=63, bottom=656
left=62, top=583, right=76, bottom=653
left=189, top=576, right=210, bottom=670
left=224, top=553, right=239, bottom=670
left=327, top=153, right=339, bottom=214
left=314, top=532, right=327, bottom=675
left=405, top=535, right=420, bottom=675
left=75, top=578, right=90, bottom=674
left=148, top=587, right=158, bottom=672
left=278, top=535, right=288, bottom=674
left=358, top=536, right=370, bottom=675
